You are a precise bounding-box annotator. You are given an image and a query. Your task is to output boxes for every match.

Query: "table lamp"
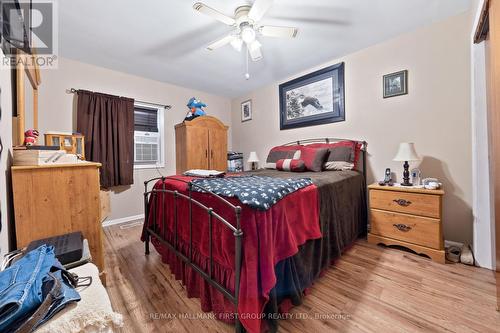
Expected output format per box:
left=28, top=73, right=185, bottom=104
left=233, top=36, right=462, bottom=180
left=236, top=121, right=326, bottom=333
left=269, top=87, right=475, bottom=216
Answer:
left=393, top=142, right=420, bottom=186
left=247, top=151, right=259, bottom=170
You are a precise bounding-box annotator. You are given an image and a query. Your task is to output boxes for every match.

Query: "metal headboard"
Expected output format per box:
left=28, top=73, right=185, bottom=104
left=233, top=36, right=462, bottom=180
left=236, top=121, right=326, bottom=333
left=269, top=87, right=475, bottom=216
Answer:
left=281, top=137, right=367, bottom=149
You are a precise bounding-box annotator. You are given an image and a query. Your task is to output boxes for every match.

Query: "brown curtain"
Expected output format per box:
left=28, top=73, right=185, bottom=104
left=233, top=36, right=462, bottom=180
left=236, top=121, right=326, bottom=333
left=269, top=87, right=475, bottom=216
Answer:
left=76, top=90, right=134, bottom=188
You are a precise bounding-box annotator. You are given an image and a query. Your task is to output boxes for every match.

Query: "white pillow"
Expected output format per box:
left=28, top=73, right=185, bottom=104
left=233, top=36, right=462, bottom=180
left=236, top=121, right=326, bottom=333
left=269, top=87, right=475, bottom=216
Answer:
left=324, top=161, right=354, bottom=171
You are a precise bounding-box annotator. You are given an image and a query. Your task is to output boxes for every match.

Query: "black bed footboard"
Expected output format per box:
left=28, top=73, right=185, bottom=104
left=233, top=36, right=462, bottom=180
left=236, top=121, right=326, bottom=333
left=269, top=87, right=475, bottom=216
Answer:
left=142, top=176, right=244, bottom=332
left=142, top=138, right=367, bottom=333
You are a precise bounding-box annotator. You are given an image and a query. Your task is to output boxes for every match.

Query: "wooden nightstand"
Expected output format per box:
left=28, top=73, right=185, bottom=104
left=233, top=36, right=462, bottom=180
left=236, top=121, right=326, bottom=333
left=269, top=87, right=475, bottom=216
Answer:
left=367, top=183, right=445, bottom=263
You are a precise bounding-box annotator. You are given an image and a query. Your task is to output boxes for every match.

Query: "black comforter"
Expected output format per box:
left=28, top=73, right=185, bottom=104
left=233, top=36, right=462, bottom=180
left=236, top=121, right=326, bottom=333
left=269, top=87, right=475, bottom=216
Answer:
left=244, top=169, right=367, bottom=332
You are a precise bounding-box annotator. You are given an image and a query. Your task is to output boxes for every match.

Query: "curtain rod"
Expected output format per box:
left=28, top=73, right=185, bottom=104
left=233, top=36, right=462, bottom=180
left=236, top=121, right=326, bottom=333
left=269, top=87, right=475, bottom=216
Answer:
left=68, top=88, right=172, bottom=110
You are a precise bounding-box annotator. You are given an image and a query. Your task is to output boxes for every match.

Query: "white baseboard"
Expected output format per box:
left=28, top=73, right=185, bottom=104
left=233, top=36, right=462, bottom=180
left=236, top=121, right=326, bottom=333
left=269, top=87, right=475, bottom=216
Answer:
left=102, top=214, right=144, bottom=228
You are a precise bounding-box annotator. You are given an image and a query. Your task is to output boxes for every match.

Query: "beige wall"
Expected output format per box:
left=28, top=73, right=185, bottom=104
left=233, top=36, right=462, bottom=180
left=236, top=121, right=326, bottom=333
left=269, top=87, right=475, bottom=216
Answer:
left=39, top=58, right=232, bottom=221
left=231, top=12, right=473, bottom=244
left=0, top=50, right=13, bottom=257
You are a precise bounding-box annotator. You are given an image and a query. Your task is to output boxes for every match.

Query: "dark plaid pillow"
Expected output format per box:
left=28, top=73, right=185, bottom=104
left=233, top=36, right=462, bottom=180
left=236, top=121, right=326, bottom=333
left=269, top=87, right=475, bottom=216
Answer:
left=300, top=147, right=329, bottom=172
left=307, top=141, right=360, bottom=169
left=327, top=145, right=354, bottom=161
left=276, top=159, right=306, bottom=172
left=265, top=145, right=302, bottom=168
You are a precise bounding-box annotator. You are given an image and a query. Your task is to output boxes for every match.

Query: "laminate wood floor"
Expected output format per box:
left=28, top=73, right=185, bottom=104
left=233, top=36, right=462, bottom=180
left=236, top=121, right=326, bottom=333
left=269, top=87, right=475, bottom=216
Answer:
left=103, top=223, right=500, bottom=333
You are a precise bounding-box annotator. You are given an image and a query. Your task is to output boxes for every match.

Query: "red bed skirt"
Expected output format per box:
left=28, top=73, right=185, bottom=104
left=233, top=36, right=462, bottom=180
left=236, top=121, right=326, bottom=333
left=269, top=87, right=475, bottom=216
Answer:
left=143, top=176, right=322, bottom=333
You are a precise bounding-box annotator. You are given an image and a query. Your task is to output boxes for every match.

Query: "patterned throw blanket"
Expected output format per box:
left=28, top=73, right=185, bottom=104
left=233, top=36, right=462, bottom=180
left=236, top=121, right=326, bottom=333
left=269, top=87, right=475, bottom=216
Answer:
left=190, top=175, right=313, bottom=210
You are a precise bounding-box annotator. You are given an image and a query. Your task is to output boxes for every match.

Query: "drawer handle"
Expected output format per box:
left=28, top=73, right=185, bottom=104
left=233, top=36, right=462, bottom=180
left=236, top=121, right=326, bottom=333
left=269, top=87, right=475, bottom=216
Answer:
left=393, top=199, right=412, bottom=207
left=393, top=223, right=412, bottom=232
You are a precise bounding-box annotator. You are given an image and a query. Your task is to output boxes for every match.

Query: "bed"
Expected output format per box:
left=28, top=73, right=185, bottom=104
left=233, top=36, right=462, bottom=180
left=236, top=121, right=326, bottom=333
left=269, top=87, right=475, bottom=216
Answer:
left=141, top=138, right=367, bottom=333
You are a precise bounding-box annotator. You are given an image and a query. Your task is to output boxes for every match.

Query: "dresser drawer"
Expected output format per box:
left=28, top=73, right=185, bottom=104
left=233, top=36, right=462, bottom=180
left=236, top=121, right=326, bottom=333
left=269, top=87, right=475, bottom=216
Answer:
left=370, top=209, right=442, bottom=249
left=369, top=189, right=441, bottom=218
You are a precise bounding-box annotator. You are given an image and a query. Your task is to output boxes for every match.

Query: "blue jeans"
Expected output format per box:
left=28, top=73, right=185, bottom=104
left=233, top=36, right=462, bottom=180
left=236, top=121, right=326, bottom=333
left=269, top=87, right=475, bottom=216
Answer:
left=0, top=245, right=81, bottom=332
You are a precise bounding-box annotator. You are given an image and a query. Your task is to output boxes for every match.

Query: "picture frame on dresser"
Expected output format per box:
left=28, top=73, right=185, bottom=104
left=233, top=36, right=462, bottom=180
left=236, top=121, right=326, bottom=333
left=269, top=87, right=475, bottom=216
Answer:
left=279, top=62, right=345, bottom=130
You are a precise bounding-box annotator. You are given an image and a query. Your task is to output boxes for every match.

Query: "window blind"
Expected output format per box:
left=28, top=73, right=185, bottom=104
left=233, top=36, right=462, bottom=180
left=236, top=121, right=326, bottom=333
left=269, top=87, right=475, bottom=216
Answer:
left=134, top=106, right=158, bottom=132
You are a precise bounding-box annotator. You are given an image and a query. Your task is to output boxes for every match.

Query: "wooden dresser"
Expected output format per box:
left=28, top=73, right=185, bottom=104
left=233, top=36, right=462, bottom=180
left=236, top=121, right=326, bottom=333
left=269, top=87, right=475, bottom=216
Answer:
left=175, top=116, right=228, bottom=174
left=367, top=184, right=445, bottom=263
left=11, top=163, right=105, bottom=273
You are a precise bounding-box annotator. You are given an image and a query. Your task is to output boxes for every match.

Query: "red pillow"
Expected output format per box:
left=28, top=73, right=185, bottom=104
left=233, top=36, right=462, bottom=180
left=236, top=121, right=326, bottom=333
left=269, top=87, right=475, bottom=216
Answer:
left=299, top=147, right=329, bottom=172
left=276, top=159, right=306, bottom=172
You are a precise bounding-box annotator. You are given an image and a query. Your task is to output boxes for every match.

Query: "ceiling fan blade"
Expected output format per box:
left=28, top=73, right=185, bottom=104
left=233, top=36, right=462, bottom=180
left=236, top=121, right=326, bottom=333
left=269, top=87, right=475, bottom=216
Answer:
left=248, top=0, right=274, bottom=22
left=206, top=35, right=235, bottom=51
left=193, top=2, right=235, bottom=26
left=260, top=25, right=298, bottom=38
left=248, top=43, right=263, bottom=61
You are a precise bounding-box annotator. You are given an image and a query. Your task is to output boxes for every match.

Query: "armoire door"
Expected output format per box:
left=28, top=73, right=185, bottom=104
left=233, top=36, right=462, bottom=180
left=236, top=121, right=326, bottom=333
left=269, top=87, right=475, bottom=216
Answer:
left=187, top=126, right=209, bottom=170
left=209, top=128, right=227, bottom=171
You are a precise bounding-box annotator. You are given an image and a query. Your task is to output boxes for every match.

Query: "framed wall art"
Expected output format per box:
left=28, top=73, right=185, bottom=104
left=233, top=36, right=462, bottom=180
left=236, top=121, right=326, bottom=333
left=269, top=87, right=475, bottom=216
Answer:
left=279, top=62, right=345, bottom=130
left=241, top=100, right=252, bottom=122
left=383, top=70, right=408, bottom=98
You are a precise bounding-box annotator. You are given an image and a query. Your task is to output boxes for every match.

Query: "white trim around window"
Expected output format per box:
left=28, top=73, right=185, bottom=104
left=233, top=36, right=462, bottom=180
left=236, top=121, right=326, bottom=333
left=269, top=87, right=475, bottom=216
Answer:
left=133, top=101, right=165, bottom=169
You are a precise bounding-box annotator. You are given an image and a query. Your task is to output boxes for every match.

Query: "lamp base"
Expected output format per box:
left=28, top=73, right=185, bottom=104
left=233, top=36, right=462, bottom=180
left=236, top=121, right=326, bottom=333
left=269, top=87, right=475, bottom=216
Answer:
left=401, top=161, right=412, bottom=186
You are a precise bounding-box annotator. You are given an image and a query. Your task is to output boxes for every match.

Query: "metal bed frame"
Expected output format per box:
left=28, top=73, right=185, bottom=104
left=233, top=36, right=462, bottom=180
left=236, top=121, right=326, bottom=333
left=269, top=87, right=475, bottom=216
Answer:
left=142, top=138, right=367, bottom=333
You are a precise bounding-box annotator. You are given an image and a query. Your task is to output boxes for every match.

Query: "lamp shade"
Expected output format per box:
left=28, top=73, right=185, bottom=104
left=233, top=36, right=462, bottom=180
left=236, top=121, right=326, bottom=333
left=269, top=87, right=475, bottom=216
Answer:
left=393, top=142, right=420, bottom=161
left=247, top=151, right=259, bottom=163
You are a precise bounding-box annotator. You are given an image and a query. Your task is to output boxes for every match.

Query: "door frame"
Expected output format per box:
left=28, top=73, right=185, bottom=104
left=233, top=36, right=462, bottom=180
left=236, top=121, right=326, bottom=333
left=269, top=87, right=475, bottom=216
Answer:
left=475, top=0, right=500, bottom=310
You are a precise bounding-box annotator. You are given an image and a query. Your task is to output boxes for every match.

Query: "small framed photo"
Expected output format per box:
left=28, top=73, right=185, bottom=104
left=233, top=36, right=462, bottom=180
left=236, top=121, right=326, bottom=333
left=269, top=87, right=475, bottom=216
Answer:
left=383, top=70, right=408, bottom=98
left=241, top=100, right=252, bottom=122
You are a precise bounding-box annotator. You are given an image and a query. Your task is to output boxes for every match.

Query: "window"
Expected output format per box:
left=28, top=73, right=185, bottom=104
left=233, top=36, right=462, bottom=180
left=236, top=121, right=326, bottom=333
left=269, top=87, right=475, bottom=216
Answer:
left=134, top=102, right=165, bottom=169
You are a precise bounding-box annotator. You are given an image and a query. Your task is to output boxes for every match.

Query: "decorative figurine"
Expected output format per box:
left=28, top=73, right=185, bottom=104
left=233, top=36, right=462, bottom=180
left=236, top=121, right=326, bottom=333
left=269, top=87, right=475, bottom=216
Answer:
left=185, top=97, right=207, bottom=121
left=23, top=129, right=39, bottom=146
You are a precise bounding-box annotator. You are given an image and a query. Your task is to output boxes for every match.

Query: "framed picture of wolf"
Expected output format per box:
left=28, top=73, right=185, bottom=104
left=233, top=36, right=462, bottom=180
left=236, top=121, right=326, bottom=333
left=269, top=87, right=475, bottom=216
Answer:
left=279, top=62, right=345, bottom=130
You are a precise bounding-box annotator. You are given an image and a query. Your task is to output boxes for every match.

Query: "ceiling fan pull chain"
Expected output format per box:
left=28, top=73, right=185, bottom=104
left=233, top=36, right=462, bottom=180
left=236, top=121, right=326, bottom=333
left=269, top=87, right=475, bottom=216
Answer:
left=245, top=45, right=250, bottom=80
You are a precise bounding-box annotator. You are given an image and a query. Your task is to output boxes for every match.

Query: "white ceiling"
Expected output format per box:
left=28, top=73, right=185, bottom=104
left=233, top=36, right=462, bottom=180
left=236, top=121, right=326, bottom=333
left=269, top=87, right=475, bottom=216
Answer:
left=58, top=0, right=471, bottom=98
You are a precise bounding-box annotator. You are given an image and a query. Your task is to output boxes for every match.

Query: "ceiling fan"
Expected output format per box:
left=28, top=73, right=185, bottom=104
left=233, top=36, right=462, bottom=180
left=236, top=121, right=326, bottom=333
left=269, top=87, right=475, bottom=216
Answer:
left=193, top=0, right=298, bottom=63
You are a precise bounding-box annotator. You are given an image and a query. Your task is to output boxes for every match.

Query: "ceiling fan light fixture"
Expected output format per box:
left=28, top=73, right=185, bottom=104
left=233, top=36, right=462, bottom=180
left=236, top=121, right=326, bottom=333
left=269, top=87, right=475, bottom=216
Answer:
left=230, top=37, right=243, bottom=52
left=248, top=39, right=261, bottom=52
left=194, top=0, right=298, bottom=68
left=241, top=26, right=256, bottom=43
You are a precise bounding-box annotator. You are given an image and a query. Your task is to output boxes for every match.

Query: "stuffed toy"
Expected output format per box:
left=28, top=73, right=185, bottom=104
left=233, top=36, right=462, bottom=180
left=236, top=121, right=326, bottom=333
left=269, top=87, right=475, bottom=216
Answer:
left=23, top=129, right=39, bottom=146
left=185, top=97, right=207, bottom=121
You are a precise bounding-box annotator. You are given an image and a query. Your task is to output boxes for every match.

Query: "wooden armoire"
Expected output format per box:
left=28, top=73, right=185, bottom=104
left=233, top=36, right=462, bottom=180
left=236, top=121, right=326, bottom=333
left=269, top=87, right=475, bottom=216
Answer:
left=175, top=116, right=228, bottom=173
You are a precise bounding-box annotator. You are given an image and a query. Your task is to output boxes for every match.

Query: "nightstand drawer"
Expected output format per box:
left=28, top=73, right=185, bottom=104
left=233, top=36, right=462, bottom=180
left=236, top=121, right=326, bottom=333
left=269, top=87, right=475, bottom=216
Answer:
left=370, top=189, right=441, bottom=218
left=370, top=209, right=442, bottom=249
